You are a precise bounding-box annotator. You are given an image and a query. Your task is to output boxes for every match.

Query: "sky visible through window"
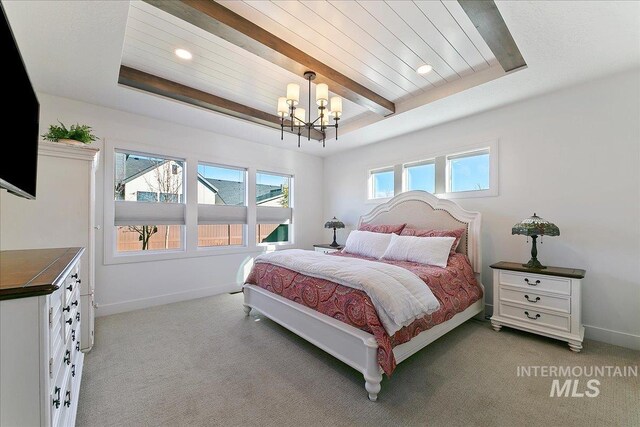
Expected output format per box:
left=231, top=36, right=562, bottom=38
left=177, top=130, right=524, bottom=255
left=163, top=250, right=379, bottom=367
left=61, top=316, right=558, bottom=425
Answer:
left=198, top=164, right=244, bottom=182
left=450, top=153, right=490, bottom=192
left=406, top=163, right=435, bottom=193
left=372, top=170, right=394, bottom=198
left=257, top=172, right=289, bottom=187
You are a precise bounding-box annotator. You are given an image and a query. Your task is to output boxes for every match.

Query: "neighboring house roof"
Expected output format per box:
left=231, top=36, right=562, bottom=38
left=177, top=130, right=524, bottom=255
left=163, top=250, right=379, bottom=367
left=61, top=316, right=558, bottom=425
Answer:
left=200, top=178, right=282, bottom=206
left=119, top=156, right=168, bottom=184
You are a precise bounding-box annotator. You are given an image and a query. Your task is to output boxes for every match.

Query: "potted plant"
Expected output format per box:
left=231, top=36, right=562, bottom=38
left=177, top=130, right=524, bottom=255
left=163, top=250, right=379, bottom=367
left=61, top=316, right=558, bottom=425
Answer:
left=42, top=121, right=98, bottom=145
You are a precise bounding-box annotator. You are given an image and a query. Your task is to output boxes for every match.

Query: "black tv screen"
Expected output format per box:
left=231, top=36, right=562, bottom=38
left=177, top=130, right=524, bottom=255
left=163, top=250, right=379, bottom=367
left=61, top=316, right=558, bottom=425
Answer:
left=0, top=4, right=39, bottom=199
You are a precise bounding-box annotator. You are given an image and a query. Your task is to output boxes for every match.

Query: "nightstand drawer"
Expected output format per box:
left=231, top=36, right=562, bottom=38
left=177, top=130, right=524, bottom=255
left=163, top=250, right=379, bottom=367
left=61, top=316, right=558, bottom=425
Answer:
left=499, top=288, right=570, bottom=313
left=500, top=271, right=571, bottom=295
left=499, top=303, right=570, bottom=332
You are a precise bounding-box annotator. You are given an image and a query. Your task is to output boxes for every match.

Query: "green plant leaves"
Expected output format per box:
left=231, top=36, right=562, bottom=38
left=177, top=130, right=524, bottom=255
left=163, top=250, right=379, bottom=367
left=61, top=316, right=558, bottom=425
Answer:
left=42, top=120, right=98, bottom=144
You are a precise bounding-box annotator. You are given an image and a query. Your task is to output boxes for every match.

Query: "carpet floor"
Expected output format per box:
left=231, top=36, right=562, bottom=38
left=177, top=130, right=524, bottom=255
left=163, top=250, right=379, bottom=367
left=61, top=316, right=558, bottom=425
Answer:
left=77, top=293, right=639, bottom=427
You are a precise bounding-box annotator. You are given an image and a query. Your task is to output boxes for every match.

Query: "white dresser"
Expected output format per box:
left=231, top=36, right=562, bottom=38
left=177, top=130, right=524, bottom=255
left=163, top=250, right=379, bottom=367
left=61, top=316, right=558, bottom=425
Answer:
left=0, top=141, right=99, bottom=352
left=0, top=247, right=85, bottom=426
left=490, top=261, right=586, bottom=352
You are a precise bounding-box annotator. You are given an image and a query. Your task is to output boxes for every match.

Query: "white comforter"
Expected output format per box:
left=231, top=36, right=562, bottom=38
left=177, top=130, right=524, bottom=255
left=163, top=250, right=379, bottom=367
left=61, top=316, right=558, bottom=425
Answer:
left=252, top=249, right=440, bottom=335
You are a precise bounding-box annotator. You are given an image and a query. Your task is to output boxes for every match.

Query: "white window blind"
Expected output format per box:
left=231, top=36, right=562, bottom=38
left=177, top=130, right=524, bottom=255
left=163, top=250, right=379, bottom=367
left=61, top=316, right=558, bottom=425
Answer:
left=256, top=206, right=292, bottom=223
left=114, top=201, right=185, bottom=226
left=198, top=205, right=248, bottom=224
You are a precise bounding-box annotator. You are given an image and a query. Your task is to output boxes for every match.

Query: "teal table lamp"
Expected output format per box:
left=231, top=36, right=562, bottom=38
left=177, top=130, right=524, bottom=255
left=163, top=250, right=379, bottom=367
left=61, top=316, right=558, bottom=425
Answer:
left=324, top=217, right=345, bottom=248
left=512, top=213, right=560, bottom=269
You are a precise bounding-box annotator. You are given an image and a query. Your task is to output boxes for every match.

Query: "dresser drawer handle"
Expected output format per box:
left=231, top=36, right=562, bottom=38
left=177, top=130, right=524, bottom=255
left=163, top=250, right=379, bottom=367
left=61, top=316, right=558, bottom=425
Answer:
left=71, top=273, right=78, bottom=279
left=64, top=350, right=71, bottom=365
left=64, top=390, right=71, bottom=407
left=524, top=295, right=540, bottom=303
left=76, top=313, right=80, bottom=322
left=524, top=278, right=540, bottom=286
left=53, top=387, right=61, bottom=408
left=65, top=318, right=72, bottom=325
left=71, top=330, right=76, bottom=342
left=66, top=284, right=73, bottom=292
left=71, top=300, right=78, bottom=307
left=524, top=311, right=541, bottom=320
left=76, top=341, right=80, bottom=352
left=71, top=364, right=76, bottom=377
left=63, top=305, right=70, bottom=312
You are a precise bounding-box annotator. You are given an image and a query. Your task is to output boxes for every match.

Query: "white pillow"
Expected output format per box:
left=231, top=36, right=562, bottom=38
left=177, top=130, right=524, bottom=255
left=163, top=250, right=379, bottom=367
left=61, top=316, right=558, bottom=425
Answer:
left=343, top=230, right=393, bottom=259
left=381, top=234, right=455, bottom=268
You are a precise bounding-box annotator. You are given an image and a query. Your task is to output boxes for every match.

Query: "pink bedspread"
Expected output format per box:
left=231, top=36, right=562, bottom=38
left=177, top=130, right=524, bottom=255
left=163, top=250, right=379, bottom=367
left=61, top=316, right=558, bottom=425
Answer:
left=245, top=252, right=482, bottom=376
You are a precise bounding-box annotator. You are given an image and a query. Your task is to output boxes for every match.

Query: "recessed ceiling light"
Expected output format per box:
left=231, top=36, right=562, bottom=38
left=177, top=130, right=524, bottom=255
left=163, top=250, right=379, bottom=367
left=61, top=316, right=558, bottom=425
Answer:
left=174, top=48, right=192, bottom=60
left=417, top=64, right=433, bottom=75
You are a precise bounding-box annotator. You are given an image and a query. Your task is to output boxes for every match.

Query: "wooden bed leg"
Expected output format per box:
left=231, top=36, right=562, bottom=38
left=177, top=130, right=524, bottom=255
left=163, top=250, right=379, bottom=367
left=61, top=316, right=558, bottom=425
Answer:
left=365, top=371, right=383, bottom=401
left=243, top=304, right=252, bottom=316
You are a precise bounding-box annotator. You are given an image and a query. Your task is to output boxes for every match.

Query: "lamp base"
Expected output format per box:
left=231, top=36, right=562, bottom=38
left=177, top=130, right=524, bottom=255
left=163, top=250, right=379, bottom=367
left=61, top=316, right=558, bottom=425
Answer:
left=329, top=241, right=340, bottom=248
left=523, top=258, right=546, bottom=269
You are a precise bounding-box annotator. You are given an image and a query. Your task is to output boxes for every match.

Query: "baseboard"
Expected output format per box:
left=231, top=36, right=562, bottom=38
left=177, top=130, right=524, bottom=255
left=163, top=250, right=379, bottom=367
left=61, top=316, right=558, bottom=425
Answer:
left=96, top=283, right=242, bottom=317
left=584, top=324, right=640, bottom=351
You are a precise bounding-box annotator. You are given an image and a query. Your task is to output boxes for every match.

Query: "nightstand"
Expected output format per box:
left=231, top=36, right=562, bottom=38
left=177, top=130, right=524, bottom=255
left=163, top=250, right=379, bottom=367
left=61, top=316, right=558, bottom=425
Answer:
left=490, top=261, right=586, bottom=352
left=314, top=244, right=343, bottom=254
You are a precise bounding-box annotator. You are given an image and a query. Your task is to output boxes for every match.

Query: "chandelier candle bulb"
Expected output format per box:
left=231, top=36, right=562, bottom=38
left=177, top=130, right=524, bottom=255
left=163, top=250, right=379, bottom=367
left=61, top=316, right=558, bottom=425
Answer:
left=294, top=108, right=305, bottom=123
left=330, top=97, right=342, bottom=118
left=286, top=83, right=300, bottom=106
left=316, top=83, right=329, bottom=106
left=277, top=97, right=288, bottom=117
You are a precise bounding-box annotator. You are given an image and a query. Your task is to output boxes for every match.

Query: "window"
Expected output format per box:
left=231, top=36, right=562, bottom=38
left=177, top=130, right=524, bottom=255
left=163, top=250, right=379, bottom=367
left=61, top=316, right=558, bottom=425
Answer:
left=369, top=168, right=394, bottom=199
left=197, top=163, right=247, bottom=247
left=114, top=151, right=185, bottom=253
left=256, top=172, right=292, bottom=244
left=447, top=149, right=490, bottom=193
left=404, top=160, right=435, bottom=193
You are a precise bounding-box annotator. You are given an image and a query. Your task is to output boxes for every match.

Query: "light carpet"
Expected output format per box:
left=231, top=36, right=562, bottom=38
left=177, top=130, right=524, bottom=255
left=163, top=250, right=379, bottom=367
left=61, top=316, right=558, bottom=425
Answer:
left=77, top=293, right=639, bottom=427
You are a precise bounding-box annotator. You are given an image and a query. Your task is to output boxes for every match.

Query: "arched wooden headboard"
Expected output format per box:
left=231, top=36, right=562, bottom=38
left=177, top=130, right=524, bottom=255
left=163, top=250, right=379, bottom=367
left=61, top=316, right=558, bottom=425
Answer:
left=358, top=191, right=482, bottom=275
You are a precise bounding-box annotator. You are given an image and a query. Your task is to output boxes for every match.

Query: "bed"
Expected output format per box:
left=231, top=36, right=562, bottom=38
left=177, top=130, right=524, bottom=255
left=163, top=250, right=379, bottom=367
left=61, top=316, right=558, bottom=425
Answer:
left=242, top=191, right=484, bottom=401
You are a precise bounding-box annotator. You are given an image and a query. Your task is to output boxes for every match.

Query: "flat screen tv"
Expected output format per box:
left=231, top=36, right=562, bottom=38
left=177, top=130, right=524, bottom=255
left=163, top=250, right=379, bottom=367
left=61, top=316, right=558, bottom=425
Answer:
left=0, top=4, right=39, bottom=199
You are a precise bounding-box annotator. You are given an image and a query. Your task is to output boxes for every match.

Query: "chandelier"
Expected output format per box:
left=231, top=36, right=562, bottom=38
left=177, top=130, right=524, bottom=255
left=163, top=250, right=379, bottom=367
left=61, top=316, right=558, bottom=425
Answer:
left=277, top=71, right=342, bottom=148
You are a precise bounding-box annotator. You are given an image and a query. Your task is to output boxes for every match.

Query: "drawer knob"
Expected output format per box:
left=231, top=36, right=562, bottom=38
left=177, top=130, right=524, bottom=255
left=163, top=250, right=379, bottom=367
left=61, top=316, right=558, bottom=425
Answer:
left=71, top=364, right=76, bottom=377
left=65, top=318, right=72, bottom=325
left=64, top=350, right=71, bottom=365
left=524, top=295, right=540, bottom=303
left=76, top=313, right=81, bottom=322
left=63, top=305, right=70, bottom=312
left=71, top=330, right=76, bottom=342
left=66, top=284, right=73, bottom=292
left=53, top=387, right=61, bottom=408
left=71, top=300, right=78, bottom=307
left=524, top=278, right=540, bottom=286
left=76, top=341, right=80, bottom=352
left=64, top=390, right=71, bottom=407
left=71, top=273, right=78, bottom=279
left=524, top=311, right=541, bottom=320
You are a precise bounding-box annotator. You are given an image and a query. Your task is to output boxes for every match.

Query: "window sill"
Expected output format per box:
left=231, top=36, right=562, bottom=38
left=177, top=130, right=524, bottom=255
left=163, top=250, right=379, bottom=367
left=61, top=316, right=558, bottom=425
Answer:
left=105, top=245, right=265, bottom=265
left=438, top=188, right=498, bottom=199
left=365, top=197, right=392, bottom=204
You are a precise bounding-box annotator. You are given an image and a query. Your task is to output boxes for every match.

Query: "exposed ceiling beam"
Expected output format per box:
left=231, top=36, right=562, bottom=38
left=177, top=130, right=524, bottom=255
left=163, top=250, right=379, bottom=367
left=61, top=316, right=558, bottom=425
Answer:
left=118, top=66, right=324, bottom=140
left=458, top=0, right=527, bottom=73
left=144, top=0, right=396, bottom=116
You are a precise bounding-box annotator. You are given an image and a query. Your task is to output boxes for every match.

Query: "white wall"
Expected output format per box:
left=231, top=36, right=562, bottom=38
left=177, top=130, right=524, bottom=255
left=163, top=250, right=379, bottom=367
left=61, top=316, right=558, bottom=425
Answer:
left=0, top=93, right=324, bottom=316
left=324, top=69, right=640, bottom=350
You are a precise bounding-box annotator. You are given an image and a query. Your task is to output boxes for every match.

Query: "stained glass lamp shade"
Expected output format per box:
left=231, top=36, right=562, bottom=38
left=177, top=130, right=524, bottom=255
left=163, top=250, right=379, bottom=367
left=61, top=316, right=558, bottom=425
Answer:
left=324, top=217, right=345, bottom=248
left=512, top=213, right=560, bottom=269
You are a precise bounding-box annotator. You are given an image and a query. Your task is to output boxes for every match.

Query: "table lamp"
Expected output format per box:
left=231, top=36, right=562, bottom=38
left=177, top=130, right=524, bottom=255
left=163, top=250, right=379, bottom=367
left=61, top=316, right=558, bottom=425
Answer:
left=324, top=217, right=345, bottom=248
left=512, top=213, right=560, bottom=269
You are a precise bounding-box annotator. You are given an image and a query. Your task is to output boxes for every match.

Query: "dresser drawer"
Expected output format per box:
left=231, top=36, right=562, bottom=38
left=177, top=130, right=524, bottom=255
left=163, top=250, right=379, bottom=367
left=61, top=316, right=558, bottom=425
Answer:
left=500, top=271, right=571, bottom=295
left=499, top=303, right=570, bottom=332
left=499, top=287, right=570, bottom=314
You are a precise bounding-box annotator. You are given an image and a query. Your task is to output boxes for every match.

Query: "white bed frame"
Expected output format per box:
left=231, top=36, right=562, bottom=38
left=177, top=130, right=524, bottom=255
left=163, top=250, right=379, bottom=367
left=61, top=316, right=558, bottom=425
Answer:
left=243, top=191, right=484, bottom=401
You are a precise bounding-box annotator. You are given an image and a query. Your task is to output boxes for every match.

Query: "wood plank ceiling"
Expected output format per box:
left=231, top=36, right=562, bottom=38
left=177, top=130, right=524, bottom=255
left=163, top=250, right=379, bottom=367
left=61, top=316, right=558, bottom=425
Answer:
left=119, top=0, right=524, bottom=142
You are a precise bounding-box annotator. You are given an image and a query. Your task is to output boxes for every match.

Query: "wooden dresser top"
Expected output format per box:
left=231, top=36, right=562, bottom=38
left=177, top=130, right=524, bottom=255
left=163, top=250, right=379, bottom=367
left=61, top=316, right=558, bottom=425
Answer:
left=0, top=247, right=84, bottom=300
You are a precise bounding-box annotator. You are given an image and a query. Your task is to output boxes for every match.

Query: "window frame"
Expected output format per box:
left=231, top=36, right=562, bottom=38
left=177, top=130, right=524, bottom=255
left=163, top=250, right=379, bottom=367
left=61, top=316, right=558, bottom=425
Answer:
left=255, top=170, right=294, bottom=246
left=443, top=146, right=497, bottom=199
left=403, top=159, right=436, bottom=193
left=103, top=139, right=296, bottom=265
left=368, top=166, right=395, bottom=201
